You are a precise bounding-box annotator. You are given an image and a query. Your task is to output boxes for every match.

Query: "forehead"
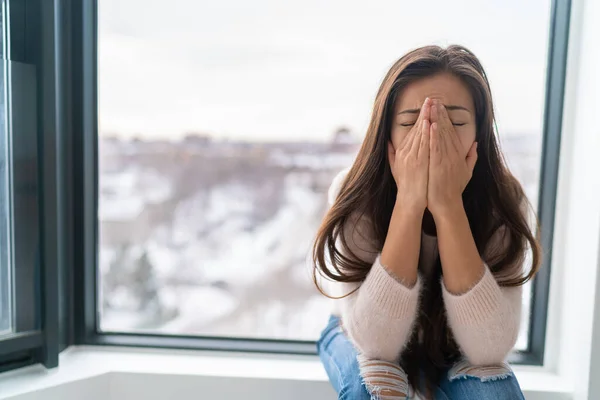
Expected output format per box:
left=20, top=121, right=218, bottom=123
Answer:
left=396, top=73, right=474, bottom=112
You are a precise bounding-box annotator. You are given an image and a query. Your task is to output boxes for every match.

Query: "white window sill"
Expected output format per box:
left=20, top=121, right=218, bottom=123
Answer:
left=0, top=346, right=572, bottom=400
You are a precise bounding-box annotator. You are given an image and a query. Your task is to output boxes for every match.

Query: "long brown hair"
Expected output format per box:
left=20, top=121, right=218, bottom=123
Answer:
left=312, top=44, right=541, bottom=398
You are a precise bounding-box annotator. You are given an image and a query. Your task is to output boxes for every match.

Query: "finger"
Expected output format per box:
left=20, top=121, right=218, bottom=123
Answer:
left=418, top=97, right=432, bottom=125
left=430, top=122, right=441, bottom=161
left=466, top=141, right=478, bottom=173
left=404, top=124, right=420, bottom=151
left=419, top=119, right=430, bottom=159
left=430, top=101, right=458, bottom=155
left=410, top=98, right=431, bottom=142
left=414, top=98, right=431, bottom=152
left=431, top=103, right=451, bottom=155
left=435, top=120, right=447, bottom=156
left=413, top=97, right=431, bottom=127
left=402, top=98, right=431, bottom=149
left=438, top=101, right=452, bottom=126
left=430, top=102, right=439, bottom=125
left=410, top=119, right=426, bottom=154
left=437, top=111, right=456, bottom=158
left=438, top=104, right=462, bottom=154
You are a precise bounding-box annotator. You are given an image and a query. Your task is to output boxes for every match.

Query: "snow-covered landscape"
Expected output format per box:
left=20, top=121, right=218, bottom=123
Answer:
left=98, top=130, right=539, bottom=350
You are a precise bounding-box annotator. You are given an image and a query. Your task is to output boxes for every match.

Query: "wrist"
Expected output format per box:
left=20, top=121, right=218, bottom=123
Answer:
left=393, top=199, right=426, bottom=220
left=431, top=199, right=465, bottom=224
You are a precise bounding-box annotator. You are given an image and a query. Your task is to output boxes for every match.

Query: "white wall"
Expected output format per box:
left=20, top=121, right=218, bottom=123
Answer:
left=4, top=370, right=574, bottom=400
left=549, top=0, right=600, bottom=398
left=5, top=375, right=111, bottom=400
left=111, top=373, right=335, bottom=400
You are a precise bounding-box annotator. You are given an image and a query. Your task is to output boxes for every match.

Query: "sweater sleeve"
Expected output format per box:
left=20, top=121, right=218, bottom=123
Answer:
left=441, top=225, right=523, bottom=365
left=325, top=169, right=422, bottom=362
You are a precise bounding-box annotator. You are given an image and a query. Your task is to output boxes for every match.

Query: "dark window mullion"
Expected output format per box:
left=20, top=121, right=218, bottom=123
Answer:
left=0, top=350, right=36, bottom=374
left=0, top=331, right=43, bottom=356
left=34, top=0, right=68, bottom=369
left=0, top=0, right=46, bottom=373
left=0, top=0, right=75, bottom=374
left=71, top=0, right=98, bottom=344
left=528, top=0, right=572, bottom=365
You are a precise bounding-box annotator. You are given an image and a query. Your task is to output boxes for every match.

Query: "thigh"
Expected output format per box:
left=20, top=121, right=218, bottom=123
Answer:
left=317, top=315, right=373, bottom=400
left=437, top=360, right=525, bottom=400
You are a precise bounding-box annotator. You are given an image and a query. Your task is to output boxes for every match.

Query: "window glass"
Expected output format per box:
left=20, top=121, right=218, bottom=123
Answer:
left=98, top=0, right=551, bottom=351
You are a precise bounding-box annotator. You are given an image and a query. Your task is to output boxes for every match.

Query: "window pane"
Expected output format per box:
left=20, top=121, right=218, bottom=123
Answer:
left=6, top=1, right=40, bottom=335
left=0, top=0, right=11, bottom=336
left=98, top=0, right=551, bottom=350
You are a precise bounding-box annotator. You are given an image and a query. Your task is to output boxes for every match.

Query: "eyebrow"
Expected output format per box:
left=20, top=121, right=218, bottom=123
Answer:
left=397, top=105, right=471, bottom=115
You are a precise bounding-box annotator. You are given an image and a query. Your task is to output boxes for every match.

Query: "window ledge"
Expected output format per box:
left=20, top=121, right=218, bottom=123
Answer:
left=0, top=346, right=572, bottom=400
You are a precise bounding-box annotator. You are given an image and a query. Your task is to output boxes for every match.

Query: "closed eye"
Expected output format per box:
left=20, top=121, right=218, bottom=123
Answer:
left=400, top=122, right=466, bottom=127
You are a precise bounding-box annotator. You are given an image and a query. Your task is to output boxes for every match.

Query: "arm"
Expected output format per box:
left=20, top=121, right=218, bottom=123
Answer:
left=434, top=202, right=484, bottom=294
left=330, top=98, right=431, bottom=362
left=428, top=101, right=521, bottom=365
left=325, top=171, right=422, bottom=363
left=336, top=212, right=422, bottom=363
left=435, top=203, right=522, bottom=365
left=380, top=200, right=421, bottom=287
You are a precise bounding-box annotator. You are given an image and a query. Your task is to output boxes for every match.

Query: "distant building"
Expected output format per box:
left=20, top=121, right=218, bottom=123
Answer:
left=330, top=126, right=360, bottom=152
left=102, top=135, right=121, bottom=143
left=182, top=133, right=212, bottom=147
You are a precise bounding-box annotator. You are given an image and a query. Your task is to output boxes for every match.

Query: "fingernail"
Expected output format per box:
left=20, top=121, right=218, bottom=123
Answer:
left=431, top=104, right=437, bottom=114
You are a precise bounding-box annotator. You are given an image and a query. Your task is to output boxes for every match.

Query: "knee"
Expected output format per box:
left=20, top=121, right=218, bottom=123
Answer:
left=446, top=359, right=523, bottom=400
left=357, top=356, right=409, bottom=400
left=448, top=358, right=514, bottom=382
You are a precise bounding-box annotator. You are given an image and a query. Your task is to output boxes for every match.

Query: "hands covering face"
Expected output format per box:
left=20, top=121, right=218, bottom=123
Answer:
left=388, top=98, right=478, bottom=216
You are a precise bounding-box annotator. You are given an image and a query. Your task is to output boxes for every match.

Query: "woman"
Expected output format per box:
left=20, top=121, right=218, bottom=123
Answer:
left=312, top=44, right=541, bottom=400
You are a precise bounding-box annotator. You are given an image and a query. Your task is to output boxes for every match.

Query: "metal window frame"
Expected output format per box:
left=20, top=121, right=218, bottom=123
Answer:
left=0, top=0, right=69, bottom=370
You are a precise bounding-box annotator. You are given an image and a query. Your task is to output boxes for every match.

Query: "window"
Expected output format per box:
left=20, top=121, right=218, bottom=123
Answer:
left=0, top=0, right=63, bottom=372
left=0, top=0, right=572, bottom=375
left=96, top=0, right=556, bottom=356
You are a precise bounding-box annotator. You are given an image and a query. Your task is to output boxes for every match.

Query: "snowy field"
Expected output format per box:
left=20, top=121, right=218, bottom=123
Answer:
left=99, top=135, right=539, bottom=350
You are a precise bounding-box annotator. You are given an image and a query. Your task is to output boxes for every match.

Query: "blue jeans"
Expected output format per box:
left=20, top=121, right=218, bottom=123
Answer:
left=317, top=315, right=525, bottom=400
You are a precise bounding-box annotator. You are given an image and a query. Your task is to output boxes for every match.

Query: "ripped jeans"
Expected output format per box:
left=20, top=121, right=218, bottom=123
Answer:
left=317, top=315, right=525, bottom=400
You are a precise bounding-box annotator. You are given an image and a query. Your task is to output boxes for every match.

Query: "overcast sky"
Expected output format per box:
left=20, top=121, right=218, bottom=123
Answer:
left=98, top=0, right=551, bottom=142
